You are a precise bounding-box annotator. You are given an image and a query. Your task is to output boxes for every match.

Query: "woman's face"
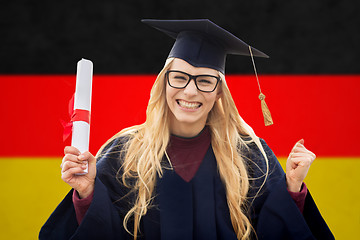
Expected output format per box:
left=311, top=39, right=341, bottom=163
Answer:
left=166, top=58, right=222, bottom=137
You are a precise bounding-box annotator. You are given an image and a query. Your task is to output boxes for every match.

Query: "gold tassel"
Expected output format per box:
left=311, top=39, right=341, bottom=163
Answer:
left=248, top=45, right=274, bottom=126
left=259, top=93, right=273, bottom=126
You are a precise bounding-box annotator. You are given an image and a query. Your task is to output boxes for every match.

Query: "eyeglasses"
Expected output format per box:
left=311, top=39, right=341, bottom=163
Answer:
left=166, top=70, right=221, bottom=93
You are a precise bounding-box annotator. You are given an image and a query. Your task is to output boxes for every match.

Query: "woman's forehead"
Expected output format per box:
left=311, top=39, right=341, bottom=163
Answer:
left=170, top=58, right=219, bottom=76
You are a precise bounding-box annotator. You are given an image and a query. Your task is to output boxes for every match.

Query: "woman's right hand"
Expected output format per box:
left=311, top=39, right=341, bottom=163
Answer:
left=61, top=146, right=97, bottom=198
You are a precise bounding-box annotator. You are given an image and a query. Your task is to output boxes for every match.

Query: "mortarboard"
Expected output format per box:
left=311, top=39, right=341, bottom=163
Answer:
left=142, top=19, right=273, bottom=126
left=141, top=19, right=269, bottom=74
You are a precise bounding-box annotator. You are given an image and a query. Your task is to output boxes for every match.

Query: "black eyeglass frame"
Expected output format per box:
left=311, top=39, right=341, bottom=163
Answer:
left=165, top=70, right=221, bottom=93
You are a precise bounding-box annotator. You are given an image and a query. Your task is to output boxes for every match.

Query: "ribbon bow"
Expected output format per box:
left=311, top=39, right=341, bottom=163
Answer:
left=61, top=94, right=91, bottom=141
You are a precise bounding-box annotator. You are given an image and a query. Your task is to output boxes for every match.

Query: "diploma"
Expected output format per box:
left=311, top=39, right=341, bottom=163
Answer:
left=71, top=58, right=93, bottom=174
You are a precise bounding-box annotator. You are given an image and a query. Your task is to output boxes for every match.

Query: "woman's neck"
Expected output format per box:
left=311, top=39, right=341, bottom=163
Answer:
left=169, top=118, right=206, bottom=138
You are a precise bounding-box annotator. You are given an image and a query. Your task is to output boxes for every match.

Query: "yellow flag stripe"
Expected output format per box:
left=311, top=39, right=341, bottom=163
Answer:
left=0, top=157, right=358, bottom=239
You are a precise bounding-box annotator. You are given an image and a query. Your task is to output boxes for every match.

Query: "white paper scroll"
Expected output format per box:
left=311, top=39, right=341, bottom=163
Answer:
left=72, top=58, right=93, bottom=174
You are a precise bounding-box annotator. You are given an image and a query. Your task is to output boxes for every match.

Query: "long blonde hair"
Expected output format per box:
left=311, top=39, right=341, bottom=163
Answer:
left=97, top=58, right=269, bottom=239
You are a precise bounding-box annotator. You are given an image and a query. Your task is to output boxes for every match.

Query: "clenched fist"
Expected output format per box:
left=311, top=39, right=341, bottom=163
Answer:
left=286, top=139, right=316, bottom=192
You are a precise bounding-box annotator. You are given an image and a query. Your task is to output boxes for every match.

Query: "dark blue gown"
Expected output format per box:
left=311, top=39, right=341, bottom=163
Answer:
left=39, top=137, right=334, bottom=239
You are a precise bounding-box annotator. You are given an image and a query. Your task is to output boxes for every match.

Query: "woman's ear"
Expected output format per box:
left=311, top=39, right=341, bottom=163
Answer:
left=216, top=91, right=222, bottom=101
left=216, top=84, right=223, bottom=101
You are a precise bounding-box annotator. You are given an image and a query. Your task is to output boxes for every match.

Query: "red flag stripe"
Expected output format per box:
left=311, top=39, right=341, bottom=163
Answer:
left=0, top=75, right=359, bottom=157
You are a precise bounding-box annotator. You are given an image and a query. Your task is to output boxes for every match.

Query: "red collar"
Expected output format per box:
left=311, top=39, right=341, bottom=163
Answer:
left=166, top=127, right=211, bottom=182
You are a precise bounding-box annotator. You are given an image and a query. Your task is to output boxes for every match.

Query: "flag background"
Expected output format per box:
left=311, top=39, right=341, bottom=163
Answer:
left=1, top=1, right=359, bottom=239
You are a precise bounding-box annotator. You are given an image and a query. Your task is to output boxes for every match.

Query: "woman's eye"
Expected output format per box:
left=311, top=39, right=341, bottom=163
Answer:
left=174, top=75, right=187, bottom=80
left=197, top=78, right=213, bottom=84
left=198, top=79, right=211, bottom=84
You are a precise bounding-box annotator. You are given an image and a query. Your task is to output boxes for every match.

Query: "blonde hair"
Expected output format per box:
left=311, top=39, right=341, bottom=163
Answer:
left=97, top=58, right=269, bottom=240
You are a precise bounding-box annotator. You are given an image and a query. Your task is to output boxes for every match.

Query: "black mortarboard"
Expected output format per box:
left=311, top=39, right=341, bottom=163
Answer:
left=141, top=19, right=269, bottom=73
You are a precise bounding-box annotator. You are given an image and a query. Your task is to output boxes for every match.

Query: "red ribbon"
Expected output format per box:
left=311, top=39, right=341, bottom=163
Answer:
left=61, top=94, right=91, bottom=141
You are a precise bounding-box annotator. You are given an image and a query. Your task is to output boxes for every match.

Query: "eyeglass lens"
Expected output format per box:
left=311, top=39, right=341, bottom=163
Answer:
left=167, top=71, right=218, bottom=92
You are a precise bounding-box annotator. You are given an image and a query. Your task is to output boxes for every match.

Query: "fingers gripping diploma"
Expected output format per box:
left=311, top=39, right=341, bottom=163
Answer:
left=61, top=146, right=96, bottom=198
left=286, top=139, right=316, bottom=192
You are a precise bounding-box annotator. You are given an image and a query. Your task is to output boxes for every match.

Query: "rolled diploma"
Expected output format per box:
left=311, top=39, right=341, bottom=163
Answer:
left=72, top=59, right=93, bottom=174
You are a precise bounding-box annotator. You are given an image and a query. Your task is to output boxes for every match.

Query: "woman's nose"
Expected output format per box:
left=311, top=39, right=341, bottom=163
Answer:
left=183, top=79, right=198, bottom=95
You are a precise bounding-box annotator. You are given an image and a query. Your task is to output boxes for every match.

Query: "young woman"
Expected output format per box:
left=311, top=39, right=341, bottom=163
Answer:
left=40, top=20, right=334, bottom=240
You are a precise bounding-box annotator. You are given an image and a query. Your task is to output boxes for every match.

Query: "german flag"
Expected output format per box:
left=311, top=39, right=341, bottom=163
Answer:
left=1, top=1, right=359, bottom=239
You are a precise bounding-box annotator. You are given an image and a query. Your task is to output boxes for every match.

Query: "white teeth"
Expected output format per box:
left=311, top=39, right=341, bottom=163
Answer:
left=177, top=100, right=201, bottom=109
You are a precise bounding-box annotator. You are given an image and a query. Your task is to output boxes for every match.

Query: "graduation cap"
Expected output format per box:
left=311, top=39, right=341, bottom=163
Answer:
left=141, top=19, right=268, bottom=74
left=142, top=19, right=273, bottom=126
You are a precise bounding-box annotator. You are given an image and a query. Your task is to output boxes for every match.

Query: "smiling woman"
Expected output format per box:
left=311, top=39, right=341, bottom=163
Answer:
left=166, top=59, right=222, bottom=137
left=39, top=19, right=334, bottom=240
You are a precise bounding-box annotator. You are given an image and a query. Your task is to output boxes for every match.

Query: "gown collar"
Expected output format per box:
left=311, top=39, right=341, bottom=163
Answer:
left=167, top=126, right=211, bottom=182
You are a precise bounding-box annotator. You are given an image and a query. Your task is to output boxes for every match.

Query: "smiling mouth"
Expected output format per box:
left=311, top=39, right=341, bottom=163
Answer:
left=177, top=100, right=202, bottom=109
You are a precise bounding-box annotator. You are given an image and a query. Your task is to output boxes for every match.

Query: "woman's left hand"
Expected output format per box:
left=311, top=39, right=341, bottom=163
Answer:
left=286, top=139, right=316, bottom=192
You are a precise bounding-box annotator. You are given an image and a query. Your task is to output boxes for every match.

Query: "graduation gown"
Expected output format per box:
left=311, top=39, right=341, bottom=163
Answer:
left=39, top=137, right=334, bottom=240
